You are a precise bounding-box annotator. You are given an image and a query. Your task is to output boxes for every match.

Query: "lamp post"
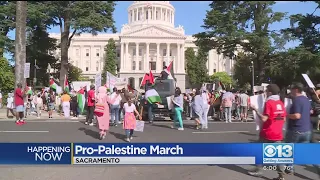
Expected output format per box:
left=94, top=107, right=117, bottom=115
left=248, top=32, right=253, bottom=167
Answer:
left=251, top=60, right=254, bottom=95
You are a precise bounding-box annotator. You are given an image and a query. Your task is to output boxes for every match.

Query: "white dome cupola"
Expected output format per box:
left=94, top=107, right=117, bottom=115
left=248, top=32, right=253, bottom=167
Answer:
left=127, top=1, right=175, bottom=28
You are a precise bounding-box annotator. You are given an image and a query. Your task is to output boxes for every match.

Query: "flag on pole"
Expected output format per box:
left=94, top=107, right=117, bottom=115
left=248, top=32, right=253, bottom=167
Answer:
left=145, top=89, right=162, bottom=104
left=140, top=73, right=150, bottom=87
left=77, top=88, right=85, bottom=114
left=149, top=70, right=155, bottom=84
left=64, top=74, right=69, bottom=93
left=49, top=78, right=58, bottom=90
left=165, top=61, right=174, bottom=80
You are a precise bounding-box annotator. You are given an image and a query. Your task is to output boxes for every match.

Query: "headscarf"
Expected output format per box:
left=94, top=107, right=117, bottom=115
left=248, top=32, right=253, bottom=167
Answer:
left=97, top=86, right=107, bottom=103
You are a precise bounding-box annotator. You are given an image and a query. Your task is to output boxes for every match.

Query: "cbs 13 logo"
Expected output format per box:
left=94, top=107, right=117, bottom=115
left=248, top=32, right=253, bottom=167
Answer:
left=264, top=144, right=293, bottom=158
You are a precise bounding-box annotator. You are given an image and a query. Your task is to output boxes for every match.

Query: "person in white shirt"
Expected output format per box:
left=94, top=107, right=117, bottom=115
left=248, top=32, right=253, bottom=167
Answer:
left=6, top=93, right=14, bottom=117
left=35, top=93, right=43, bottom=118
left=109, top=87, right=122, bottom=126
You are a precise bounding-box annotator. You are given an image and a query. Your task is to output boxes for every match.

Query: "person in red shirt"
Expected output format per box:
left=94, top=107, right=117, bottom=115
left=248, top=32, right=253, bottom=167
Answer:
left=248, top=84, right=287, bottom=180
left=14, top=83, right=26, bottom=125
left=85, top=85, right=95, bottom=126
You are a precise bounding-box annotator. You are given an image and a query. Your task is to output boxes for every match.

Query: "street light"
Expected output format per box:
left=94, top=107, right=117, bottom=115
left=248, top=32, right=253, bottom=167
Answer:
left=251, top=60, right=254, bottom=95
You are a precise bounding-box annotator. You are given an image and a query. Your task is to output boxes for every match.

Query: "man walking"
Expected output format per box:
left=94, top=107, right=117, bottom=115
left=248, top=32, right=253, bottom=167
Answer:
left=248, top=84, right=287, bottom=180
left=286, top=83, right=320, bottom=176
left=85, top=85, right=95, bottom=126
left=239, top=90, right=250, bottom=122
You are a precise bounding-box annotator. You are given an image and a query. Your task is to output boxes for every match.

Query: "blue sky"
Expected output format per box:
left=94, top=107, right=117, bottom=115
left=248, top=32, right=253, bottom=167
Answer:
left=5, top=1, right=319, bottom=59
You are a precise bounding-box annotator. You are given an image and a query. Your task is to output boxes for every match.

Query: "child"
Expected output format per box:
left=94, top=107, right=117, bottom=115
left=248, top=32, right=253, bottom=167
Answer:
left=6, top=93, right=14, bottom=118
left=123, top=97, right=142, bottom=142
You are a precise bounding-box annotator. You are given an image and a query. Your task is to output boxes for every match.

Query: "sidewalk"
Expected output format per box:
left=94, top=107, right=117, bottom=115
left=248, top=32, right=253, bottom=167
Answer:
left=0, top=108, right=86, bottom=120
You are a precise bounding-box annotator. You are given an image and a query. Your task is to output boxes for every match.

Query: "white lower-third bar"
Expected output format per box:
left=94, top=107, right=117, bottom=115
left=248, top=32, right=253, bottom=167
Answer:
left=73, top=157, right=255, bottom=165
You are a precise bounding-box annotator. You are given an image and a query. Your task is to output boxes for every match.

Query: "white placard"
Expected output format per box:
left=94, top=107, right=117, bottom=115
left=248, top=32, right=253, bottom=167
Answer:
left=302, top=74, right=315, bottom=88
left=253, top=86, right=264, bottom=92
left=250, top=94, right=266, bottom=129
left=24, top=63, right=30, bottom=78
left=261, top=83, right=269, bottom=91
left=95, top=73, right=102, bottom=89
left=72, top=157, right=255, bottom=165
left=166, top=96, right=174, bottom=110
left=134, top=120, right=145, bottom=132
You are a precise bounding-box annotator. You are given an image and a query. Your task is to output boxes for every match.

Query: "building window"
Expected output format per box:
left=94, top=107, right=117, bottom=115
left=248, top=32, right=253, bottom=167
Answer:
left=86, top=61, right=89, bottom=71
left=139, top=61, right=142, bottom=70
left=163, top=49, right=166, bottom=56
left=150, top=61, right=156, bottom=70
left=76, top=49, right=80, bottom=57
left=132, top=61, right=136, bottom=70
left=163, top=61, right=166, bottom=68
left=96, top=49, right=100, bottom=57
left=117, top=49, right=120, bottom=57
left=86, top=49, right=89, bottom=57
left=96, top=61, right=99, bottom=71
left=139, top=49, right=142, bottom=56
left=138, top=11, right=141, bottom=20
left=139, top=77, right=143, bottom=89
left=129, top=77, right=135, bottom=89
left=213, top=69, right=216, bottom=73
left=133, top=48, right=136, bottom=56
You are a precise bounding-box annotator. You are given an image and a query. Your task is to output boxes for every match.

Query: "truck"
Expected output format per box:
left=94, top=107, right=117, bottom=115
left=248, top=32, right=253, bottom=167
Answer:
left=141, top=79, right=176, bottom=121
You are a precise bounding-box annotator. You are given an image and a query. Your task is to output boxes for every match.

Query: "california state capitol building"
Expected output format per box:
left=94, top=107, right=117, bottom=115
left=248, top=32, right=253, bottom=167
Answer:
left=49, top=1, right=235, bottom=91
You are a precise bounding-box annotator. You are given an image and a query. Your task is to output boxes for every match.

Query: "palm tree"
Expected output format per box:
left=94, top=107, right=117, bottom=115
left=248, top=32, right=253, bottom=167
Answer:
left=15, top=1, right=27, bottom=88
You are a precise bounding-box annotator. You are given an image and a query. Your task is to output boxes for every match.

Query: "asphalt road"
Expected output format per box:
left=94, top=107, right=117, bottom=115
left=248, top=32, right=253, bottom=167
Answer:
left=0, top=119, right=319, bottom=180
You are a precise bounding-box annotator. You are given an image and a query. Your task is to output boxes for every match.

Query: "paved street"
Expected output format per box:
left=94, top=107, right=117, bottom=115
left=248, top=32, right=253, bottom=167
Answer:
left=0, top=119, right=319, bottom=180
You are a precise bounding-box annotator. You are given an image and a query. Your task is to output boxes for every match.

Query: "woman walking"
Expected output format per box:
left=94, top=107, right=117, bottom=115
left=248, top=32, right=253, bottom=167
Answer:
left=61, top=91, right=71, bottom=118
left=201, top=87, right=210, bottom=129
left=6, top=93, right=14, bottom=118
left=192, top=88, right=203, bottom=129
left=123, top=97, right=142, bottom=142
left=95, top=86, right=119, bottom=140
left=171, top=87, right=184, bottom=130
left=35, top=93, right=43, bottom=118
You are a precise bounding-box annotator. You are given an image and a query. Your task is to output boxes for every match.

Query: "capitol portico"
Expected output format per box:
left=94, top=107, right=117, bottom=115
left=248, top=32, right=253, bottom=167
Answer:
left=49, top=1, right=235, bottom=91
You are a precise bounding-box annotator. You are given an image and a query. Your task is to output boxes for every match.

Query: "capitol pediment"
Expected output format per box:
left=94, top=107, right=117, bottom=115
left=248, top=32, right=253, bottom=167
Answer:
left=121, top=26, right=185, bottom=39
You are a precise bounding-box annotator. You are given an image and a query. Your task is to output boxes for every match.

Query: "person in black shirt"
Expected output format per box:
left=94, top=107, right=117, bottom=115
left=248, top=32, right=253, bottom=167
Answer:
left=160, top=66, right=169, bottom=79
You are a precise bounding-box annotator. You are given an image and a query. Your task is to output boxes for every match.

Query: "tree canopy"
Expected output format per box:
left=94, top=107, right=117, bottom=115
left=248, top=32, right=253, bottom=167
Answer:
left=185, top=47, right=209, bottom=86
left=102, top=38, right=117, bottom=84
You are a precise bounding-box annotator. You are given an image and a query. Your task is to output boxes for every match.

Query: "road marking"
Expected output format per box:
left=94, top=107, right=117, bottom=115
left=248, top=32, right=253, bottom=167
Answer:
left=0, top=131, right=49, bottom=133
left=192, top=131, right=250, bottom=134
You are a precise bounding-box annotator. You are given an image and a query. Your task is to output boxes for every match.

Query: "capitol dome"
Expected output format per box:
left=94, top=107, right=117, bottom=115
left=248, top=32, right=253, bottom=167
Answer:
left=127, top=1, right=175, bottom=28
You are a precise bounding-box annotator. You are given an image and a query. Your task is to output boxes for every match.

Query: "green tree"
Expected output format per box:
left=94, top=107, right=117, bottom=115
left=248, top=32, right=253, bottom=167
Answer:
left=211, top=72, right=233, bottom=88
left=102, top=38, right=117, bottom=83
left=26, top=26, right=58, bottom=86
left=185, top=47, right=209, bottom=86
left=194, top=1, right=286, bottom=83
left=52, top=63, right=83, bottom=82
left=233, top=52, right=253, bottom=88
left=0, top=57, right=14, bottom=93
left=39, top=1, right=117, bottom=87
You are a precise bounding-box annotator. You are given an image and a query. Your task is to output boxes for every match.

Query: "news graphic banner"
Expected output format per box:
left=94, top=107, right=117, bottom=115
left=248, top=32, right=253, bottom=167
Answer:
left=0, top=143, right=318, bottom=165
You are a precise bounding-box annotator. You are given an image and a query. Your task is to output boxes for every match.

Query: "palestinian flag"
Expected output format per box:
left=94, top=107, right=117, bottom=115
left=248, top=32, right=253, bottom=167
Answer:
left=49, top=78, right=58, bottom=90
left=140, top=73, right=150, bottom=87
left=164, top=61, right=174, bottom=80
left=64, top=74, right=69, bottom=93
left=149, top=70, right=155, bottom=84
left=145, top=89, right=162, bottom=104
left=26, top=85, right=32, bottom=95
left=77, top=88, right=85, bottom=114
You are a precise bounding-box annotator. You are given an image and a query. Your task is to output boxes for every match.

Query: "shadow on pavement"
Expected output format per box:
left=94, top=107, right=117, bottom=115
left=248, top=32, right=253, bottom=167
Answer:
left=78, top=127, right=99, bottom=140
left=216, top=165, right=270, bottom=180
left=109, top=131, right=127, bottom=142
left=152, top=123, right=195, bottom=130
left=239, top=132, right=257, bottom=136
left=303, top=165, right=320, bottom=177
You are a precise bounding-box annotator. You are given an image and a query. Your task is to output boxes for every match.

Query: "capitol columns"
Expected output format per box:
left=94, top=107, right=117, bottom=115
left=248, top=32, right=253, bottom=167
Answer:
left=135, top=43, right=139, bottom=71
left=166, top=43, right=170, bottom=66
left=181, top=44, right=185, bottom=73
left=125, top=42, right=129, bottom=70
left=176, top=43, right=181, bottom=73
left=120, top=42, right=124, bottom=70
left=145, top=43, right=150, bottom=71
left=156, top=43, right=161, bottom=72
